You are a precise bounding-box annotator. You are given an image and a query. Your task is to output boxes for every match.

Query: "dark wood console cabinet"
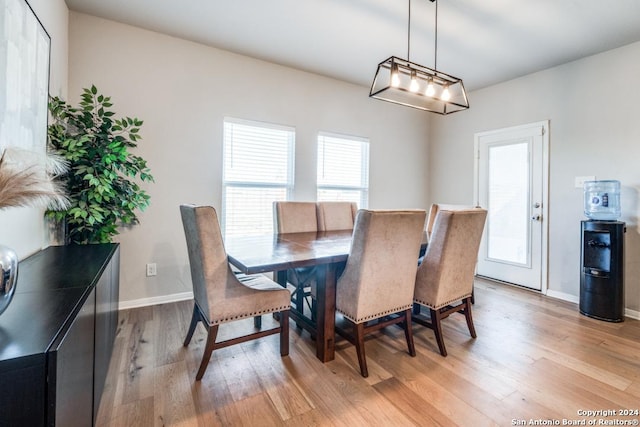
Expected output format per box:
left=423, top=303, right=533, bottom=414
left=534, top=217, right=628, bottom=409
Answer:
left=0, top=244, right=120, bottom=427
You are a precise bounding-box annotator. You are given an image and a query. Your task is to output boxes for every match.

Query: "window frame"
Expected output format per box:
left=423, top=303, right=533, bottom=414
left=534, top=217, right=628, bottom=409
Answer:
left=222, top=117, right=295, bottom=236
left=316, top=131, right=370, bottom=207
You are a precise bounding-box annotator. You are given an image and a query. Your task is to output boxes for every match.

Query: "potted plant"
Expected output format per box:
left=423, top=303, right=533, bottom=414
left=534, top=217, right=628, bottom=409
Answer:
left=47, top=85, right=154, bottom=244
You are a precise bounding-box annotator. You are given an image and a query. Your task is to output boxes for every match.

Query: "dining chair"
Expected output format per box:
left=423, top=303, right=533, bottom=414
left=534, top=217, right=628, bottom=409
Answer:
left=273, top=201, right=318, bottom=323
left=273, top=201, right=318, bottom=233
left=180, top=204, right=291, bottom=380
left=425, top=203, right=439, bottom=242
left=424, top=203, right=481, bottom=303
left=412, top=207, right=487, bottom=357
left=336, top=209, right=426, bottom=377
left=316, top=201, right=358, bottom=231
left=316, top=201, right=358, bottom=280
left=425, top=203, right=476, bottom=241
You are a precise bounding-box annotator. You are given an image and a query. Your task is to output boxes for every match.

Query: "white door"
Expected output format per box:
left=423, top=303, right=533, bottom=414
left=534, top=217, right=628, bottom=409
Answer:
left=474, top=121, right=549, bottom=291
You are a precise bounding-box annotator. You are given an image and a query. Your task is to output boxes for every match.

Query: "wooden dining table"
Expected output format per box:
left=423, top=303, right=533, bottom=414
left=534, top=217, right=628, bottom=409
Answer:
left=225, top=229, right=428, bottom=363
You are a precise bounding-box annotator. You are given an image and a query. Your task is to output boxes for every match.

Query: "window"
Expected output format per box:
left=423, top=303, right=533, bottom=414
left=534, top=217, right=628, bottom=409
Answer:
left=317, top=133, right=369, bottom=207
left=223, top=118, right=294, bottom=237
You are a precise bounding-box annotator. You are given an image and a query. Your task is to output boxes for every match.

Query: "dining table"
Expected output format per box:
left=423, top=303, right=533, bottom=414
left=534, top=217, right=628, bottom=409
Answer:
left=225, top=229, right=428, bottom=363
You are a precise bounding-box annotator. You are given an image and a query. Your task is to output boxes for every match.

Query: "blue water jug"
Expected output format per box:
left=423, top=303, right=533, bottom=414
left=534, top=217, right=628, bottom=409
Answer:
left=584, top=180, right=621, bottom=220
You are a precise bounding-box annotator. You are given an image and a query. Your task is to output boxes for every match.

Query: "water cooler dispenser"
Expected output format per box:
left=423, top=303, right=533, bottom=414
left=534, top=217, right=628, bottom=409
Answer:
left=580, top=180, right=625, bottom=322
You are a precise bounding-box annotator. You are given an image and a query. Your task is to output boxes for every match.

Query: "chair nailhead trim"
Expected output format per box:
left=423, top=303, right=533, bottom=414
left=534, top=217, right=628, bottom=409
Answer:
left=414, top=294, right=471, bottom=310
left=337, top=304, right=412, bottom=324
left=211, top=305, right=290, bottom=325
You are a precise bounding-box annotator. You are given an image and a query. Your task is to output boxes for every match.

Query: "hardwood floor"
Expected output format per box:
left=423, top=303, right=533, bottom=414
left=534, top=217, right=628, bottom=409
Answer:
left=96, top=279, right=640, bottom=426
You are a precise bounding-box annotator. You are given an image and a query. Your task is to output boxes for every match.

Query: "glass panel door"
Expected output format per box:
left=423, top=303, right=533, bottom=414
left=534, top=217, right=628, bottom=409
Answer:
left=475, top=121, right=548, bottom=292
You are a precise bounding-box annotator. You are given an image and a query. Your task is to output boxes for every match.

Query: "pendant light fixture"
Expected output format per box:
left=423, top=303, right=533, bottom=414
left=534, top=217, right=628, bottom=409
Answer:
left=369, top=0, right=469, bottom=114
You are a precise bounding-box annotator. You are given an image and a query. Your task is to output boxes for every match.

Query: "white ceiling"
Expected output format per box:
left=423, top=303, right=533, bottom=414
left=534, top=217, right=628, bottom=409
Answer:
left=64, top=0, right=640, bottom=91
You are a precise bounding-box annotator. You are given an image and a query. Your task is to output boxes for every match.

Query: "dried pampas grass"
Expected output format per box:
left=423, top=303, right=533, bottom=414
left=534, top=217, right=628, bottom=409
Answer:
left=0, top=147, right=70, bottom=210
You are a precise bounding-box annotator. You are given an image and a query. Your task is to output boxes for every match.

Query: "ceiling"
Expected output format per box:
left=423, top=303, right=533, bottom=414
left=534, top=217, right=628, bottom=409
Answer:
left=64, top=0, right=640, bottom=91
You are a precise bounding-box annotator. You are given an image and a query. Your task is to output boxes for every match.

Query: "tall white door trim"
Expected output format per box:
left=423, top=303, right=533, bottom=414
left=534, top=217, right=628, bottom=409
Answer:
left=473, top=120, right=549, bottom=294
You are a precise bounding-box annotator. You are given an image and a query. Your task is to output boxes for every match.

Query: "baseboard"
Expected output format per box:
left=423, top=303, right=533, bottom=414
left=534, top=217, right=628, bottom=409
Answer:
left=625, top=308, right=640, bottom=320
left=119, top=291, right=193, bottom=310
left=543, top=289, right=640, bottom=321
left=545, top=289, right=579, bottom=304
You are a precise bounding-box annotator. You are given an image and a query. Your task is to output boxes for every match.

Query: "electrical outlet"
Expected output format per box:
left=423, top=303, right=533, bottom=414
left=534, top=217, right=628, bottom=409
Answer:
left=146, top=263, right=157, bottom=277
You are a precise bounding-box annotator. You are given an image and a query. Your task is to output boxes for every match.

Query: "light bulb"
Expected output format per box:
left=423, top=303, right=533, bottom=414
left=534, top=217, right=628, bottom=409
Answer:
left=409, top=71, right=419, bottom=92
left=425, top=78, right=435, bottom=97
left=391, top=65, right=400, bottom=88
left=391, top=73, right=400, bottom=87
left=441, top=84, right=451, bottom=101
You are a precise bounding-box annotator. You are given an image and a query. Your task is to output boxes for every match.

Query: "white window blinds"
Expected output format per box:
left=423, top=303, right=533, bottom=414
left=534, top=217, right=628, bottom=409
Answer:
left=223, top=118, right=294, bottom=236
left=317, top=133, right=369, bottom=207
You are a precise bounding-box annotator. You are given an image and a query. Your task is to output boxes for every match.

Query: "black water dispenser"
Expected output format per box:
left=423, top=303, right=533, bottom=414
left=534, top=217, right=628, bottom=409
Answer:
left=579, top=220, right=625, bottom=322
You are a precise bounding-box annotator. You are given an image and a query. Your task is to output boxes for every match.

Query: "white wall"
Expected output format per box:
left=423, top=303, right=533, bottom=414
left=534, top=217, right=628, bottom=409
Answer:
left=68, top=12, right=431, bottom=306
left=429, top=41, right=640, bottom=313
left=0, top=0, right=68, bottom=259
left=8, top=4, right=638, bottom=314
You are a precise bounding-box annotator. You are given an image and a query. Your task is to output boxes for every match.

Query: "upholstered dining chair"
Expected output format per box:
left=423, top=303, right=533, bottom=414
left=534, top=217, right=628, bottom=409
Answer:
left=425, top=203, right=476, bottom=241
left=412, top=207, right=487, bottom=357
left=425, top=203, right=439, bottom=242
left=273, top=201, right=318, bottom=233
left=316, top=201, right=358, bottom=280
left=425, top=203, right=481, bottom=303
left=316, top=201, right=358, bottom=231
left=180, top=204, right=291, bottom=381
left=336, top=209, right=426, bottom=377
left=273, top=201, right=318, bottom=322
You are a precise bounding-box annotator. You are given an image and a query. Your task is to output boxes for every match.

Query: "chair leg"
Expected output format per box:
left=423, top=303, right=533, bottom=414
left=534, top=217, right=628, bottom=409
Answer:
left=195, top=324, right=219, bottom=381
left=430, top=308, right=448, bottom=357
left=412, top=302, right=421, bottom=315
left=463, top=297, right=477, bottom=338
left=183, top=304, right=200, bottom=346
left=471, top=286, right=475, bottom=304
left=354, top=322, right=368, bottom=378
left=254, top=315, right=262, bottom=329
left=403, top=309, right=416, bottom=357
left=280, top=309, right=290, bottom=356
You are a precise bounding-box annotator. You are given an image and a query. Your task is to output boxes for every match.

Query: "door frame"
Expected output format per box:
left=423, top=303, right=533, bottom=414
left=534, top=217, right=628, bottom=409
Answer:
left=473, top=120, right=550, bottom=294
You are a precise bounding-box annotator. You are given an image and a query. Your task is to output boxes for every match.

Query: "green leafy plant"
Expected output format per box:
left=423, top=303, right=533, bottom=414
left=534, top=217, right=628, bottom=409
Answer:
left=47, top=85, right=154, bottom=244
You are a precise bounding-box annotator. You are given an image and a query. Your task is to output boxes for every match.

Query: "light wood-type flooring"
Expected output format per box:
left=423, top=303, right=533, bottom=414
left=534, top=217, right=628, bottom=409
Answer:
left=96, top=279, right=640, bottom=426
